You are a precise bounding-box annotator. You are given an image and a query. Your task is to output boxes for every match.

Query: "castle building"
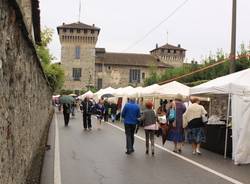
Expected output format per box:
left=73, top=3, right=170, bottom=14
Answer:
left=57, top=22, right=186, bottom=91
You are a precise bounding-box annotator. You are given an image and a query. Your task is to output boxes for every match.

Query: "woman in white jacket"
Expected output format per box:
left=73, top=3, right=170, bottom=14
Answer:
left=183, top=97, right=207, bottom=155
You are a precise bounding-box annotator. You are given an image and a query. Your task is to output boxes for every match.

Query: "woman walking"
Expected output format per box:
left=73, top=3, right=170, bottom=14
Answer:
left=183, top=97, right=207, bottom=155
left=139, top=101, right=157, bottom=156
left=62, top=103, right=71, bottom=126
left=95, top=99, right=105, bottom=130
left=167, top=95, right=186, bottom=153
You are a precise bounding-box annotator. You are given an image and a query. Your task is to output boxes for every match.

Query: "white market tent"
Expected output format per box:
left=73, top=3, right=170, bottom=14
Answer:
left=113, top=86, right=134, bottom=97
left=79, top=90, right=94, bottom=100
left=154, top=81, right=190, bottom=98
left=140, top=84, right=160, bottom=97
left=190, top=68, right=250, bottom=164
left=94, top=87, right=116, bottom=100
left=127, top=86, right=143, bottom=97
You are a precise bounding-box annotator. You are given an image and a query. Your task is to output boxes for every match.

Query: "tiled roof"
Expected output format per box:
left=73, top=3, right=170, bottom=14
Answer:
left=150, top=43, right=186, bottom=52
left=95, top=52, right=171, bottom=68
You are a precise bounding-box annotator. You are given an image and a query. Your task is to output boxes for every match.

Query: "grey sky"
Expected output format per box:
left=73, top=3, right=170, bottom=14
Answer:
left=40, top=0, right=250, bottom=62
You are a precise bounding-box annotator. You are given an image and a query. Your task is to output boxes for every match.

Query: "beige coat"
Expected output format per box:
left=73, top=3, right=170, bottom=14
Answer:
left=183, top=103, right=207, bottom=128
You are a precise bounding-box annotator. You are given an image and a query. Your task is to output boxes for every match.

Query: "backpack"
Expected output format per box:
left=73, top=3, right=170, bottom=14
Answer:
left=168, top=108, right=176, bottom=121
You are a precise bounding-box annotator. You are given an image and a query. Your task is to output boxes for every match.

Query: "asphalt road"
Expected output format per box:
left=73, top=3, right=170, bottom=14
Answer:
left=55, top=111, right=249, bottom=184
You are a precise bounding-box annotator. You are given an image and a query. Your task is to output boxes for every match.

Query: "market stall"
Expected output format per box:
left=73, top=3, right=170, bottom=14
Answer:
left=190, top=68, right=250, bottom=164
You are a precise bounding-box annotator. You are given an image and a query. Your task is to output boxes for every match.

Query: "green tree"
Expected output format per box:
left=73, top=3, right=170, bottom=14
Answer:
left=144, top=64, right=159, bottom=86
left=144, top=44, right=250, bottom=87
left=36, top=28, right=65, bottom=92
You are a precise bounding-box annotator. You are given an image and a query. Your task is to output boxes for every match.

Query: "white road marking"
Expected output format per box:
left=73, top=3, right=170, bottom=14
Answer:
left=54, top=113, right=62, bottom=184
left=106, top=122, right=243, bottom=184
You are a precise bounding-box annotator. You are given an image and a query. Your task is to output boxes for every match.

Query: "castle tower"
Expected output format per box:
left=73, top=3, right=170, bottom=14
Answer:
left=150, top=43, right=186, bottom=67
left=57, top=22, right=100, bottom=91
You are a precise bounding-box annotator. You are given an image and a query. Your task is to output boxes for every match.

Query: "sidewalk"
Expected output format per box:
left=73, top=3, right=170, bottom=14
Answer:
left=40, top=114, right=56, bottom=184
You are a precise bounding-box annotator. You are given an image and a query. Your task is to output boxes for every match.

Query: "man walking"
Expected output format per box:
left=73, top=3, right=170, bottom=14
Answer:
left=81, top=97, right=93, bottom=130
left=122, top=98, right=140, bottom=154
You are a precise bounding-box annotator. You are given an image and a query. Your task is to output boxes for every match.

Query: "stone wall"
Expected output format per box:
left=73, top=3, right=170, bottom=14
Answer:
left=0, top=1, right=52, bottom=184
left=95, top=65, right=166, bottom=88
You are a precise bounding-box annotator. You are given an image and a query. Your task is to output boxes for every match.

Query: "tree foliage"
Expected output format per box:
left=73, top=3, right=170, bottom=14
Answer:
left=36, top=28, right=65, bottom=92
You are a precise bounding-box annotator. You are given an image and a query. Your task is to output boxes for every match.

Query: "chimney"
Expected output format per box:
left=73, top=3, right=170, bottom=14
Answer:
left=156, top=43, right=158, bottom=49
left=92, top=24, right=95, bottom=27
left=63, top=22, right=65, bottom=25
left=178, top=44, right=181, bottom=48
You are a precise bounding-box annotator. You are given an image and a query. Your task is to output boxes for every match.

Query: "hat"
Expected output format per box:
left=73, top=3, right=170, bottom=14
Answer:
left=175, top=93, right=183, bottom=101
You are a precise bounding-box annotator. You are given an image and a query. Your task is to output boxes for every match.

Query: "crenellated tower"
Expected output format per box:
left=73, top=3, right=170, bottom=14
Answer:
left=57, top=22, right=100, bottom=91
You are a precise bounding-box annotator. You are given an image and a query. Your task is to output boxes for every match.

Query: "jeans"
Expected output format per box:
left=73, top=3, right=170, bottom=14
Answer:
left=124, top=124, right=136, bottom=152
left=111, top=114, right=116, bottom=122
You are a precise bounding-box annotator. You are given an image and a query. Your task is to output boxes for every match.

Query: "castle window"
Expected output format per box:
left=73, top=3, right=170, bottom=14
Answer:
left=142, top=72, right=145, bottom=79
left=84, top=29, right=87, bottom=34
left=63, top=28, right=66, bottom=32
left=91, top=30, right=94, bottom=34
left=75, top=46, right=80, bottom=59
left=77, top=29, right=80, bottom=33
left=72, top=68, right=81, bottom=81
left=70, top=29, right=73, bottom=33
left=129, top=69, right=140, bottom=83
left=174, top=50, right=176, bottom=54
left=96, top=65, right=102, bottom=72
left=97, top=79, right=103, bottom=90
left=168, top=49, right=171, bottom=53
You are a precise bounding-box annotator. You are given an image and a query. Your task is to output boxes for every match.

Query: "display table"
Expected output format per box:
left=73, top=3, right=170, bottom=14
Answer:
left=201, top=124, right=232, bottom=157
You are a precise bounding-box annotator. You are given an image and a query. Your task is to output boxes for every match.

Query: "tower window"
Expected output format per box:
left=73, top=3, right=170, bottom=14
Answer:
left=75, top=46, right=80, bottom=59
left=72, top=68, right=82, bottom=81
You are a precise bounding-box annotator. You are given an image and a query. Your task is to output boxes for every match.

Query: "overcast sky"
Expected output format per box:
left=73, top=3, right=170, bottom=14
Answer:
left=40, top=0, right=250, bottom=62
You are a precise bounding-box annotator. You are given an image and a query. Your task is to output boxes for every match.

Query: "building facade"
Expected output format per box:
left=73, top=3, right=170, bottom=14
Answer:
left=57, top=22, right=186, bottom=90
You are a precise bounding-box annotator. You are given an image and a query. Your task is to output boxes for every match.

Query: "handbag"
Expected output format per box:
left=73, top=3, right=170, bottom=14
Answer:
left=158, top=115, right=167, bottom=124
left=202, top=115, right=208, bottom=123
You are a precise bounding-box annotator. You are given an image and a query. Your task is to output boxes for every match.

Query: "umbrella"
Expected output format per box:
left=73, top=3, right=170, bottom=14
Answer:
left=101, top=93, right=114, bottom=98
left=59, top=95, right=75, bottom=104
left=69, top=93, right=77, bottom=97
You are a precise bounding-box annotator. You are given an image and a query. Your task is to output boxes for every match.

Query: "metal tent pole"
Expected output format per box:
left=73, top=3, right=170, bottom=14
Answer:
left=224, top=93, right=231, bottom=158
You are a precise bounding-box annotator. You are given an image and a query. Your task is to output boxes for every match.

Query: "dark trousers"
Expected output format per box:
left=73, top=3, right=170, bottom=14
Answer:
left=124, top=124, right=136, bottom=152
left=63, top=112, right=70, bottom=126
left=83, top=114, right=92, bottom=129
left=104, top=113, right=109, bottom=122
left=145, top=130, right=155, bottom=152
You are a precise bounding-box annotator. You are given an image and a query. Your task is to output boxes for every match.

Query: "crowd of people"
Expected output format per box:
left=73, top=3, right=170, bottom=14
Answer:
left=59, top=94, right=207, bottom=156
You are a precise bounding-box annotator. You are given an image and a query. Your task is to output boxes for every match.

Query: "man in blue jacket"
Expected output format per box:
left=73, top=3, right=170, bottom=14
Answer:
left=122, top=98, right=140, bottom=154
